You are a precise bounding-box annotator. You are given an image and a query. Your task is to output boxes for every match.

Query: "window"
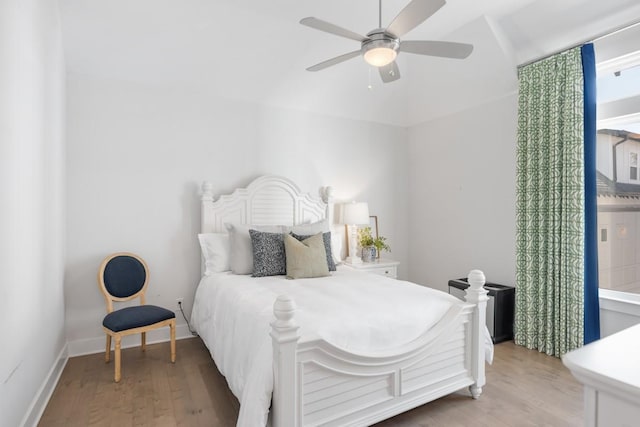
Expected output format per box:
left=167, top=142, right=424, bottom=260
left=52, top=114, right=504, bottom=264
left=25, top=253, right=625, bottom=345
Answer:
left=596, top=46, right=640, bottom=296
left=597, top=63, right=640, bottom=104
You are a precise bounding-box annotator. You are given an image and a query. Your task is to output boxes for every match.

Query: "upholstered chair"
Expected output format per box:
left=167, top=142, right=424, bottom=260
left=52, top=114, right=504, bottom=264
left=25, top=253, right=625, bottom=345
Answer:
left=98, top=252, right=176, bottom=382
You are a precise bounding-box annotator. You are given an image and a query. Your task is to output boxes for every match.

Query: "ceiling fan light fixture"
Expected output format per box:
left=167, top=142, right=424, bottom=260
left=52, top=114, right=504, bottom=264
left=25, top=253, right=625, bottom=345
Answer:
left=364, top=47, right=397, bottom=67
left=362, top=36, right=399, bottom=67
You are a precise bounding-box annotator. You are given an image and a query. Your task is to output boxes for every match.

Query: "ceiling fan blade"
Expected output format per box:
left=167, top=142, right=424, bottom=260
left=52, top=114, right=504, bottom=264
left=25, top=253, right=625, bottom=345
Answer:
left=400, top=40, right=473, bottom=59
left=306, top=50, right=362, bottom=72
left=386, top=0, right=446, bottom=38
left=379, top=61, right=401, bottom=83
left=300, top=17, right=368, bottom=42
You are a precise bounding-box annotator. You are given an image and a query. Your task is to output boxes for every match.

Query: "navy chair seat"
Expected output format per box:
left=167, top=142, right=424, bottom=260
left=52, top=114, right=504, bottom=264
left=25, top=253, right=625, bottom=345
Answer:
left=103, top=305, right=175, bottom=332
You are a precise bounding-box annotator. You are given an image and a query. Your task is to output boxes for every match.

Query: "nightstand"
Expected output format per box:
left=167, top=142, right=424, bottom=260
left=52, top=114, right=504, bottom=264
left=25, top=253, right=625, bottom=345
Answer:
left=344, top=258, right=399, bottom=279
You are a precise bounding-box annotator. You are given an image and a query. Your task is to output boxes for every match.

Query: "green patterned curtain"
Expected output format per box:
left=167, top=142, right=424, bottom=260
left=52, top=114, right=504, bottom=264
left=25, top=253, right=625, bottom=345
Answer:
left=515, top=47, right=585, bottom=357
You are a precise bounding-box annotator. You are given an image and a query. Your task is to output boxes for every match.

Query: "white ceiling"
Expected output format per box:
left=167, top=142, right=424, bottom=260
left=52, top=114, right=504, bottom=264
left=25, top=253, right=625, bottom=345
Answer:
left=59, top=0, right=640, bottom=127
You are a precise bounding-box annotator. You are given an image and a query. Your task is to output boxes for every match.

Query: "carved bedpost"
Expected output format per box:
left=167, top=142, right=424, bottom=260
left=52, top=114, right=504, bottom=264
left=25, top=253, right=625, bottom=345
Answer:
left=323, top=186, right=334, bottom=225
left=270, top=295, right=300, bottom=427
left=201, top=181, right=214, bottom=231
left=465, top=269, right=488, bottom=399
left=201, top=181, right=214, bottom=202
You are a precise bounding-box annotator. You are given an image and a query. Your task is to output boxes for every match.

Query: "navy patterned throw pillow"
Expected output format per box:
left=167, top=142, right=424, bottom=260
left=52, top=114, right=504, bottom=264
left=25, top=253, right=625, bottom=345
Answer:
left=249, top=230, right=286, bottom=277
left=290, top=231, right=336, bottom=271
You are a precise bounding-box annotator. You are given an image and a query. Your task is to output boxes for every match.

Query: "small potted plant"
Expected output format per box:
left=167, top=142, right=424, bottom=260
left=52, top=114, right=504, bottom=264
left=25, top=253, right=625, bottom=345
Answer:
left=358, top=227, right=391, bottom=262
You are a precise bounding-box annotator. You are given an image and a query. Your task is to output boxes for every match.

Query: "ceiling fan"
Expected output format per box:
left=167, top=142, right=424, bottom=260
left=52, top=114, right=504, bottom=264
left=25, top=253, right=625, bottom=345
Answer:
left=300, top=0, right=473, bottom=83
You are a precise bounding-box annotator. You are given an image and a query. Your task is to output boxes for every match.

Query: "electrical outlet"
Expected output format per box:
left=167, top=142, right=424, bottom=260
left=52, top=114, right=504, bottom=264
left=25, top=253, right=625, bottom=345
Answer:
left=176, top=297, right=184, bottom=307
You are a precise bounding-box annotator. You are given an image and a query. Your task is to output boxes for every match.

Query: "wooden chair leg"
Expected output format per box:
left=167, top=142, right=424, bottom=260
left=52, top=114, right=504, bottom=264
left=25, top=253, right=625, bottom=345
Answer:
left=141, top=331, right=146, bottom=352
left=105, top=335, right=112, bottom=363
left=170, top=321, right=176, bottom=363
left=114, top=336, right=122, bottom=383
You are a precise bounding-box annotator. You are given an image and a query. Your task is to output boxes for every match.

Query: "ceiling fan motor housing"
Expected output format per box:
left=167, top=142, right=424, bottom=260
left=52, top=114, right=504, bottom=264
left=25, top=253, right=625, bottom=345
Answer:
left=362, top=29, right=400, bottom=67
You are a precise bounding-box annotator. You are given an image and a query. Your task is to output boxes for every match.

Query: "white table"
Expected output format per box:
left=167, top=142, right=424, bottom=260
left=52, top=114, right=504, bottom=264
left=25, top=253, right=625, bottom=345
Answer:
left=343, top=258, right=399, bottom=279
left=562, top=323, right=640, bottom=427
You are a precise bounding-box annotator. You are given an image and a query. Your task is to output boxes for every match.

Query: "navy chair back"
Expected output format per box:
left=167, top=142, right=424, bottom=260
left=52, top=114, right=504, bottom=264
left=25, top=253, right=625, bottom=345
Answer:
left=103, top=255, right=147, bottom=298
left=98, top=252, right=149, bottom=312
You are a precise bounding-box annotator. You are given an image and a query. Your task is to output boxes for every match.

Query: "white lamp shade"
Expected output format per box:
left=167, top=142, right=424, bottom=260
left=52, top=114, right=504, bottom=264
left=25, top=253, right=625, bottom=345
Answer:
left=342, top=202, right=370, bottom=225
left=363, top=47, right=397, bottom=67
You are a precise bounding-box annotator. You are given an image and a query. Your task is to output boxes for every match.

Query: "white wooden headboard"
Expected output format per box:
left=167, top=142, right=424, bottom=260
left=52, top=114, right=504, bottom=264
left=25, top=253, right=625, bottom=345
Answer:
left=200, top=175, right=334, bottom=233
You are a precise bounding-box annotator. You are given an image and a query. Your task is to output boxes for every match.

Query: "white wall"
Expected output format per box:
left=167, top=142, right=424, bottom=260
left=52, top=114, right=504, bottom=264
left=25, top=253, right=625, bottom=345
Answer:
left=64, top=74, right=409, bottom=353
left=0, top=1, right=66, bottom=426
left=596, top=133, right=614, bottom=180
left=406, top=94, right=518, bottom=292
left=598, top=210, right=640, bottom=293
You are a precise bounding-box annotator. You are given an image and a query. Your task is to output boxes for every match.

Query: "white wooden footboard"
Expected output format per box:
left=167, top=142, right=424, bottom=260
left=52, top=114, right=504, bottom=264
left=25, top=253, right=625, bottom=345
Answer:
left=271, top=270, right=489, bottom=427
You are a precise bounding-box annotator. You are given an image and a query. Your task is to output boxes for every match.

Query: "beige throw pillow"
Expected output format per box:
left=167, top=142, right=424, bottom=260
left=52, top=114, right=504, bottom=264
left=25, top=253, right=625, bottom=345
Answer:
left=284, top=233, right=330, bottom=279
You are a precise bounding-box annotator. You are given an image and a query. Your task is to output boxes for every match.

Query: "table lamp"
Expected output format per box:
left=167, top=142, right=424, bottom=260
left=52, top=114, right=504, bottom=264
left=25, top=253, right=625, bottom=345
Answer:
left=342, top=201, right=370, bottom=265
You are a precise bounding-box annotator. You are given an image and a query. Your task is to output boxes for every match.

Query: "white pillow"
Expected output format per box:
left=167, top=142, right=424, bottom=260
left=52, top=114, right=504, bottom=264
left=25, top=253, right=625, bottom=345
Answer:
left=288, top=219, right=330, bottom=235
left=225, top=223, right=283, bottom=275
left=198, top=233, right=230, bottom=275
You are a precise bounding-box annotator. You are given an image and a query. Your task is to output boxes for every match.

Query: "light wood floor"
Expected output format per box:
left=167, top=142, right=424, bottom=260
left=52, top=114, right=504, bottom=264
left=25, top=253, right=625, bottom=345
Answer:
left=40, top=338, right=583, bottom=427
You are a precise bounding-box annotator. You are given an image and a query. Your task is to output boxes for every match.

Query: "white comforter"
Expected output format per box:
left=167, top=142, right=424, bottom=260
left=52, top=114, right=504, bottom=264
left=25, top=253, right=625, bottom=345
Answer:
left=191, top=267, right=484, bottom=427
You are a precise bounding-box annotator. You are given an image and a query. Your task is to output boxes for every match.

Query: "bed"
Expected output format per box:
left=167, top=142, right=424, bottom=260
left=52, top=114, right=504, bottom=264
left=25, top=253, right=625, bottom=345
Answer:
left=191, top=175, right=490, bottom=427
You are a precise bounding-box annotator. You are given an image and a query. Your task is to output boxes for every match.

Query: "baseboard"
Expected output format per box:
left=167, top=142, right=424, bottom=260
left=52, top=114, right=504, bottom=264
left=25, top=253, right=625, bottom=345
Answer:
left=20, top=343, right=69, bottom=427
left=67, top=323, right=195, bottom=357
